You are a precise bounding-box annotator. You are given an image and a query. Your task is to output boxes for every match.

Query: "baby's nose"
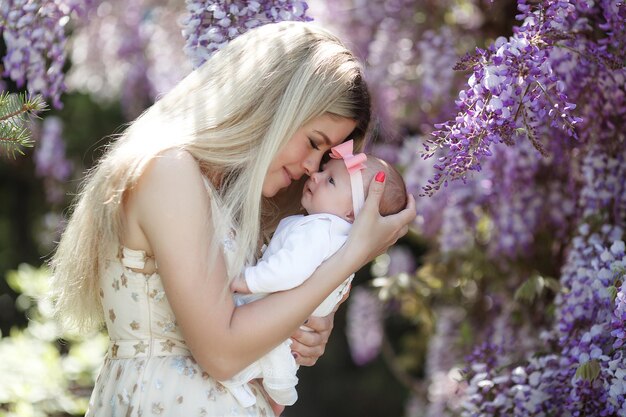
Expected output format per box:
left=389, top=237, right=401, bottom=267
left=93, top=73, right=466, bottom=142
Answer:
left=310, top=172, right=322, bottom=183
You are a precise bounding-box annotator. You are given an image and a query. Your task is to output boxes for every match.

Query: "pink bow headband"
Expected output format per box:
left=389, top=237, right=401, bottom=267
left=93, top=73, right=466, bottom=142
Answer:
left=330, top=140, right=366, bottom=216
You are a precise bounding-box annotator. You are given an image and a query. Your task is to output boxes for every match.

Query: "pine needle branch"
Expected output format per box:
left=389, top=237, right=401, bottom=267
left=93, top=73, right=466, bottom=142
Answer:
left=0, top=92, right=48, bottom=158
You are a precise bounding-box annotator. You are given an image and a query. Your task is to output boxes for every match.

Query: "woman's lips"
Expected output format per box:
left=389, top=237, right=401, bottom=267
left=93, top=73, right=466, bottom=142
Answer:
left=283, top=167, right=292, bottom=186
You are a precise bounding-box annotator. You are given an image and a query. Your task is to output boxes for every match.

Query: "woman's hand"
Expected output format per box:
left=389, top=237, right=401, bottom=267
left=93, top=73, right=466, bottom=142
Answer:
left=289, top=289, right=350, bottom=366
left=346, top=172, right=417, bottom=269
left=289, top=314, right=332, bottom=366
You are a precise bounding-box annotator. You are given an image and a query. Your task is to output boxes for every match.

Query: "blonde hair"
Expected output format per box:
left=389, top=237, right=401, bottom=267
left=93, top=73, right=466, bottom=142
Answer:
left=50, top=21, right=370, bottom=332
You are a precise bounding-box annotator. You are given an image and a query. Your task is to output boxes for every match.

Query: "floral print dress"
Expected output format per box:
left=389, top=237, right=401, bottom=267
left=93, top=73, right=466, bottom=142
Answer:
left=85, top=245, right=275, bottom=416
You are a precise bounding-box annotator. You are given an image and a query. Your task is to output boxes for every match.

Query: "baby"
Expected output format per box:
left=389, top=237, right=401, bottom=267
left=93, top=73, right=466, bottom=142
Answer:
left=222, top=140, right=408, bottom=409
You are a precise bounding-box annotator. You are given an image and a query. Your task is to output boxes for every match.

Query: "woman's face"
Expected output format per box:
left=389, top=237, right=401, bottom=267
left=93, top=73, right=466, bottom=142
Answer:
left=262, top=114, right=357, bottom=198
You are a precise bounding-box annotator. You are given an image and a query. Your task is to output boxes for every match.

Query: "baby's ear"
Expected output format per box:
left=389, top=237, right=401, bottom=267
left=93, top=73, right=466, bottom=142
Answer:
left=345, top=210, right=355, bottom=223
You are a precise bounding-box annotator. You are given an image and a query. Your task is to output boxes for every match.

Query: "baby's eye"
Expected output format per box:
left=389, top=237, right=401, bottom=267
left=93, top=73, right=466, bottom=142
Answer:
left=329, top=177, right=335, bottom=185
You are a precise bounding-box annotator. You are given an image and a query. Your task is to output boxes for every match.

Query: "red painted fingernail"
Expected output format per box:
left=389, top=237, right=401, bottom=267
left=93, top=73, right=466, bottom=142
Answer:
left=375, top=171, right=386, bottom=182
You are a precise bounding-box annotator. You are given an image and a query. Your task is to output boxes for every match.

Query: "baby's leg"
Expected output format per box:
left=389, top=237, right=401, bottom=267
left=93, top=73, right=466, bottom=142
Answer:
left=268, top=397, right=285, bottom=416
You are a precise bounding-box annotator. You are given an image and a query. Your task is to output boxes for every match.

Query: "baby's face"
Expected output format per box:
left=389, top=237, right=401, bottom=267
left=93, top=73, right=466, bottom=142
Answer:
left=301, top=158, right=354, bottom=221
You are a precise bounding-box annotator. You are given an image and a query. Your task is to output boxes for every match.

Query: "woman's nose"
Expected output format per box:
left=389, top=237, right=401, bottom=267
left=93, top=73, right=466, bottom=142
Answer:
left=303, top=153, right=323, bottom=177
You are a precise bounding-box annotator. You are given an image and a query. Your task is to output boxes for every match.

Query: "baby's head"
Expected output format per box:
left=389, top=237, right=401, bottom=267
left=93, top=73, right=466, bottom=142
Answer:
left=301, top=154, right=407, bottom=222
left=362, top=156, right=408, bottom=216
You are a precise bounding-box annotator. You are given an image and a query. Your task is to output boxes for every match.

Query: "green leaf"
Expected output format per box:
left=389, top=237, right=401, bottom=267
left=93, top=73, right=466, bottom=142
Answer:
left=607, top=286, right=618, bottom=302
left=543, top=277, right=561, bottom=293
left=514, top=274, right=560, bottom=304
left=514, top=276, right=541, bottom=303
left=575, top=360, right=601, bottom=381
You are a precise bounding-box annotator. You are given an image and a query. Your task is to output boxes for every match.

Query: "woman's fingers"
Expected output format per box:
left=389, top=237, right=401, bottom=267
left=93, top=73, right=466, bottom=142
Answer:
left=386, top=194, right=416, bottom=243
left=398, top=194, right=417, bottom=227
left=290, top=338, right=324, bottom=366
left=304, top=314, right=335, bottom=335
left=290, top=332, right=326, bottom=366
left=363, top=170, right=386, bottom=213
left=348, top=179, right=417, bottom=267
left=289, top=314, right=334, bottom=367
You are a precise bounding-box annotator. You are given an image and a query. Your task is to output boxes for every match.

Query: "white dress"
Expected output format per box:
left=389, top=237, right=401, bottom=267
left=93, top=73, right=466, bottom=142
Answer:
left=85, top=247, right=275, bottom=417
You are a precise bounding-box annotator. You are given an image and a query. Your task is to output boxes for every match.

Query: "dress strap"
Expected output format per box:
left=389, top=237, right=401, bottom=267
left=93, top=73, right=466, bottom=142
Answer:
left=121, top=247, right=151, bottom=269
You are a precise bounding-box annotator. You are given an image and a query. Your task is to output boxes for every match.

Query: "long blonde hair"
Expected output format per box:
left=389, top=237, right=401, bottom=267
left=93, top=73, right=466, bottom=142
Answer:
left=50, top=21, right=370, bottom=333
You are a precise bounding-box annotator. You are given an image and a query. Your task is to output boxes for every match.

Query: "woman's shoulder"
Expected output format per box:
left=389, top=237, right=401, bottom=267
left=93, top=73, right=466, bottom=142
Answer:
left=123, top=148, right=210, bottom=254
left=151, top=148, right=199, bottom=173
left=129, top=149, right=211, bottom=227
left=137, top=149, right=206, bottom=194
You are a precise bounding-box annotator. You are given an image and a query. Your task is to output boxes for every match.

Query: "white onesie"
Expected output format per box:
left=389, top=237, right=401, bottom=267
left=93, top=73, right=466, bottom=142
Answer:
left=219, top=213, right=354, bottom=407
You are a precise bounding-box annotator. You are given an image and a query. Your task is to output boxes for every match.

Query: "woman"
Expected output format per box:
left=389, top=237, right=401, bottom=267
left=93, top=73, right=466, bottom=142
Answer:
left=51, top=22, right=415, bottom=415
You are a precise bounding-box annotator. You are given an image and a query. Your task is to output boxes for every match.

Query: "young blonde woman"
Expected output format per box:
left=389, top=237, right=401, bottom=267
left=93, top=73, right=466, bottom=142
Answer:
left=50, top=22, right=416, bottom=416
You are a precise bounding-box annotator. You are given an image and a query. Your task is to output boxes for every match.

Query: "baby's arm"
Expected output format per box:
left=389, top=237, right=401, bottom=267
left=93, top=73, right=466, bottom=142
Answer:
left=244, top=220, right=333, bottom=293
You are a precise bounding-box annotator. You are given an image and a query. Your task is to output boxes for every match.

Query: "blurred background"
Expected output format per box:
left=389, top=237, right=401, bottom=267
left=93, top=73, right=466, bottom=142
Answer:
left=0, top=1, right=624, bottom=416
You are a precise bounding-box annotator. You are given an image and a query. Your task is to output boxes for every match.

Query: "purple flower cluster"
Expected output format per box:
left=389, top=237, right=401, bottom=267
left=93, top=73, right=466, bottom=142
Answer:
left=420, top=1, right=626, bottom=414
left=115, top=0, right=152, bottom=119
left=460, top=341, right=513, bottom=416
left=387, top=246, right=417, bottom=277
left=459, top=145, right=626, bottom=416
left=314, top=1, right=626, bottom=416
left=66, top=1, right=191, bottom=120
left=33, top=116, right=73, bottom=204
left=513, top=226, right=626, bottom=417
left=307, top=0, right=408, bottom=62
left=457, top=300, right=545, bottom=417
left=0, top=0, right=93, bottom=108
left=345, top=286, right=384, bottom=366
left=182, top=0, right=311, bottom=68
left=308, top=0, right=471, bottom=139
left=482, top=140, right=544, bottom=259
left=439, top=189, right=479, bottom=255
left=369, top=25, right=462, bottom=139
left=612, top=280, right=626, bottom=350
left=421, top=0, right=620, bottom=195
left=400, top=137, right=446, bottom=237
left=423, top=307, right=465, bottom=417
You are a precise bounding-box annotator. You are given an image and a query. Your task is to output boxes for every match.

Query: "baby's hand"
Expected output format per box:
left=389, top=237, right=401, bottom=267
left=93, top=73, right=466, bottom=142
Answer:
left=230, top=276, right=251, bottom=294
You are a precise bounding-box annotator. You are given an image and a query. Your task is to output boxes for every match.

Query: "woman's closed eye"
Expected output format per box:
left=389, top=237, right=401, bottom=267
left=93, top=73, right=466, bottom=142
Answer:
left=308, top=138, right=320, bottom=151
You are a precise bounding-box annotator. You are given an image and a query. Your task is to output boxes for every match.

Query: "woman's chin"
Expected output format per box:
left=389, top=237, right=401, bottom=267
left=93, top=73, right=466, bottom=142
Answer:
left=262, top=186, right=278, bottom=198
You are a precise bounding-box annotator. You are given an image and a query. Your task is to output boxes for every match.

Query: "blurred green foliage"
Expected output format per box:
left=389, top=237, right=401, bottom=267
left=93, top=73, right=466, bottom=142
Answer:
left=0, top=264, right=108, bottom=417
